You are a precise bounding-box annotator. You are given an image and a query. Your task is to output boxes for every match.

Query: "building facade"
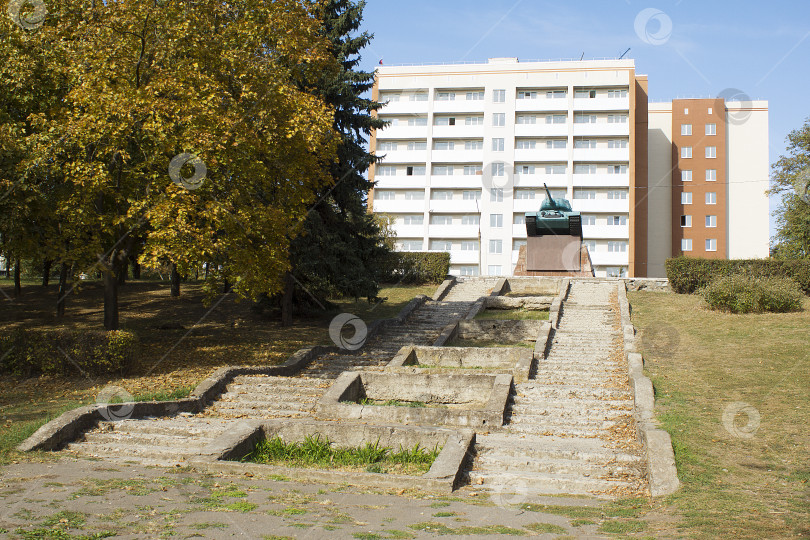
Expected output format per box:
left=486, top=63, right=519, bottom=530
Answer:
left=369, top=58, right=769, bottom=278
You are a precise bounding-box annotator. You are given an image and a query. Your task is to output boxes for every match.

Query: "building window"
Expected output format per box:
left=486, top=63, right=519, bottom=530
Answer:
left=404, top=191, right=424, bottom=200
left=492, top=163, right=505, bottom=177
left=462, top=190, right=481, bottom=200
left=608, top=241, right=627, bottom=252
left=608, top=190, right=628, bottom=200
left=706, top=146, right=717, bottom=158
left=376, top=190, right=394, bottom=200
left=466, top=91, right=484, bottom=101
left=408, top=117, right=427, bottom=126
left=489, top=240, right=503, bottom=254
left=545, top=165, right=566, bottom=174
left=517, top=91, right=537, bottom=99
left=608, top=139, right=628, bottom=148
left=403, top=215, right=423, bottom=225
left=682, top=170, right=692, bottom=182
left=574, top=139, right=595, bottom=149
left=681, top=147, right=692, bottom=159
left=516, top=165, right=535, bottom=175
left=381, top=93, right=400, bottom=102
left=460, top=266, right=479, bottom=276
left=461, top=240, right=479, bottom=251
left=684, top=107, right=689, bottom=115
left=465, top=116, right=483, bottom=125
left=378, top=166, right=396, bottom=176
left=436, top=92, right=455, bottom=101
left=607, top=89, right=628, bottom=98
left=434, top=117, right=453, bottom=126
left=547, top=139, right=567, bottom=149
left=681, top=124, right=692, bottom=136
left=575, top=114, right=597, bottom=124
left=574, top=89, right=596, bottom=98
left=430, top=239, right=452, bottom=251
left=430, top=190, right=452, bottom=200
left=492, top=138, right=505, bottom=151
left=514, top=189, right=535, bottom=200
left=407, top=141, right=427, bottom=150
left=406, top=166, right=425, bottom=176
left=488, top=265, right=503, bottom=275
left=461, top=215, right=479, bottom=225
left=490, top=188, right=504, bottom=202
left=492, top=113, right=506, bottom=126
left=706, top=238, right=717, bottom=252
left=706, top=192, right=717, bottom=205
left=492, top=89, right=506, bottom=103
left=513, top=239, right=527, bottom=251
left=432, top=165, right=453, bottom=176
left=680, top=215, right=692, bottom=227
left=707, top=107, right=713, bottom=115
left=681, top=192, right=692, bottom=204
left=465, top=140, right=484, bottom=150
left=681, top=238, right=692, bottom=251
left=516, top=140, right=536, bottom=149
left=513, top=214, right=526, bottom=224
left=378, top=141, right=397, bottom=151
left=574, top=164, right=597, bottom=174
left=582, top=215, right=596, bottom=226
left=546, top=114, right=566, bottom=124
left=517, top=115, right=537, bottom=125
left=409, top=92, right=428, bottom=102
left=706, top=215, right=717, bottom=228
left=401, top=240, right=423, bottom=251
left=463, top=165, right=482, bottom=176
left=607, top=114, right=628, bottom=123
left=547, top=90, right=566, bottom=99
left=608, top=215, right=627, bottom=226
left=585, top=240, right=597, bottom=252
left=608, top=165, right=628, bottom=174
left=706, top=169, right=717, bottom=181
left=607, top=267, right=628, bottom=278
left=706, top=123, right=717, bottom=136
left=574, top=189, right=596, bottom=199
left=490, top=214, right=503, bottom=228
left=430, top=215, right=452, bottom=225
left=433, top=141, right=454, bottom=150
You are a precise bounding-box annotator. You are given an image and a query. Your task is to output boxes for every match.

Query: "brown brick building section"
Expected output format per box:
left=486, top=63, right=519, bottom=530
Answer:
left=670, top=98, right=727, bottom=258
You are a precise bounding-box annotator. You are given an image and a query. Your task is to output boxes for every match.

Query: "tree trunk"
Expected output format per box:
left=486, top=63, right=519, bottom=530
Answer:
left=42, top=260, right=52, bottom=287
left=131, top=259, right=141, bottom=279
left=57, top=262, right=69, bottom=317
left=103, top=257, right=119, bottom=330
left=223, top=278, right=230, bottom=293
left=13, top=259, right=21, bottom=298
left=204, top=263, right=209, bottom=279
left=281, top=271, right=294, bottom=327
left=170, top=263, right=180, bottom=297
left=117, top=259, right=128, bottom=285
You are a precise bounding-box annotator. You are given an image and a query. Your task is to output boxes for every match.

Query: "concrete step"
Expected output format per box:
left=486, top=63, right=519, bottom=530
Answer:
left=467, top=470, right=640, bottom=498
left=67, top=440, right=210, bottom=461
left=475, top=453, right=642, bottom=478
left=475, top=434, right=641, bottom=463
left=93, top=418, right=229, bottom=438
left=81, top=431, right=216, bottom=449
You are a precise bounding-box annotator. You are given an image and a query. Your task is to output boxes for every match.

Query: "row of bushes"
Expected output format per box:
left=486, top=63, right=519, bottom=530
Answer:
left=0, top=329, right=137, bottom=378
left=381, top=252, right=451, bottom=284
left=665, top=257, right=810, bottom=294
left=700, top=274, right=804, bottom=314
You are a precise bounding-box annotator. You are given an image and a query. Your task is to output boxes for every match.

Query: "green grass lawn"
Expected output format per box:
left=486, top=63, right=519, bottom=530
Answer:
left=629, top=291, right=810, bottom=539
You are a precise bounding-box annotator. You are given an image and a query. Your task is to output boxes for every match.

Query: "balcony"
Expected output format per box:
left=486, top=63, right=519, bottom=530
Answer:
left=571, top=199, right=630, bottom=213
left=392, top=224, right=426, bottom=238
left=514, top=123, right=569, bottom=138
left=583, top=225, right=629, bottom=239
left=515, top=99, right=568, bottom=112
left=372, top=199, right=426, bottom=213
left=430, top=150, right=484, bottom=163
left=428, top=224, right=480, bottom=239
left=572, top=148, right=630, bottom=162
left=512, top=198, right=543, bottom=213
left=378, top=101, right=430, bottom=115
left=374, top=176, right=427, bottom=189
left=572, top=173, right=630, bottom=188
left=573, top=97, right=630, bottom=112
left=379, top=149, right=428, bottom=163
left=572, top=123, right=630, bottom=137
left=512, top=224, right=529, bottom=238
left=427, top=199, right=480, bottom=214
left=589, top=251, right=630, bottom=266
left=514, top=148, right=569, bottom=162
left=429, top=176, right=482, bottom=189
left=513, top=175, right=569, bottom=189
left=449, top=250, right=481, bottom=264
left=432, top=100, right=486, bottom=114
left=376, top=126, right=429, bottom=140
left=431, top=125, right=485, bottom=139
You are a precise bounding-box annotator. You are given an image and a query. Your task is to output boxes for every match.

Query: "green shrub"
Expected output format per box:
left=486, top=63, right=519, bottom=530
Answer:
left=666, top=257, right=810, bottom=294
left=700, top=274, right=804, bottom=313
left=0, top=328, right=137, bottom=377
left=383, top=252, right=450, bottom=284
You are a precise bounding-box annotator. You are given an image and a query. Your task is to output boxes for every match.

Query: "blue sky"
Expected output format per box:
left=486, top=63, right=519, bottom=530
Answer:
left=357, top=0, right=810, bottom=240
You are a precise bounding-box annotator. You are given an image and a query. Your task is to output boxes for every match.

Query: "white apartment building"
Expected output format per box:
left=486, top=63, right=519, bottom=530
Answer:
left=368, top=58, right=769, bottom=278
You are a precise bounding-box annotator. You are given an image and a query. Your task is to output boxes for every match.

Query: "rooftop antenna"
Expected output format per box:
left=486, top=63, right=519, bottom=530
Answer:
left=579, top=52, right=584, bottom=61
left=619, top=47, right=631, bottom=60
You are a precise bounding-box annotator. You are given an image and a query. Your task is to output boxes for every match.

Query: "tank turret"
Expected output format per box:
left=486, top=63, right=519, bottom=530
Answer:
left=525, top=184, right=582, bottom=237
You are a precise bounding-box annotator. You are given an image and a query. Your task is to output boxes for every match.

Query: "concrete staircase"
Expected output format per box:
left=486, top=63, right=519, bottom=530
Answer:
left=470, top=281, right=648, bottom=498
left=66, top=278, right=497, bottom=463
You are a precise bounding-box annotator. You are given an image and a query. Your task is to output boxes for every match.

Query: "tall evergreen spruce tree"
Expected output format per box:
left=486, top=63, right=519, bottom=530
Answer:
left=282, top=0, right=388, bottom=325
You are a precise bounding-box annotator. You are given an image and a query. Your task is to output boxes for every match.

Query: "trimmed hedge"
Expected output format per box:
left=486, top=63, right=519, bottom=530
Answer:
left=700, top=274, right=804, bottom=313
left=383, top=252, right=451, bottom=284
left=665, top=257, right=810, bottom=294
left=0, top=328, right=137, bottom=378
